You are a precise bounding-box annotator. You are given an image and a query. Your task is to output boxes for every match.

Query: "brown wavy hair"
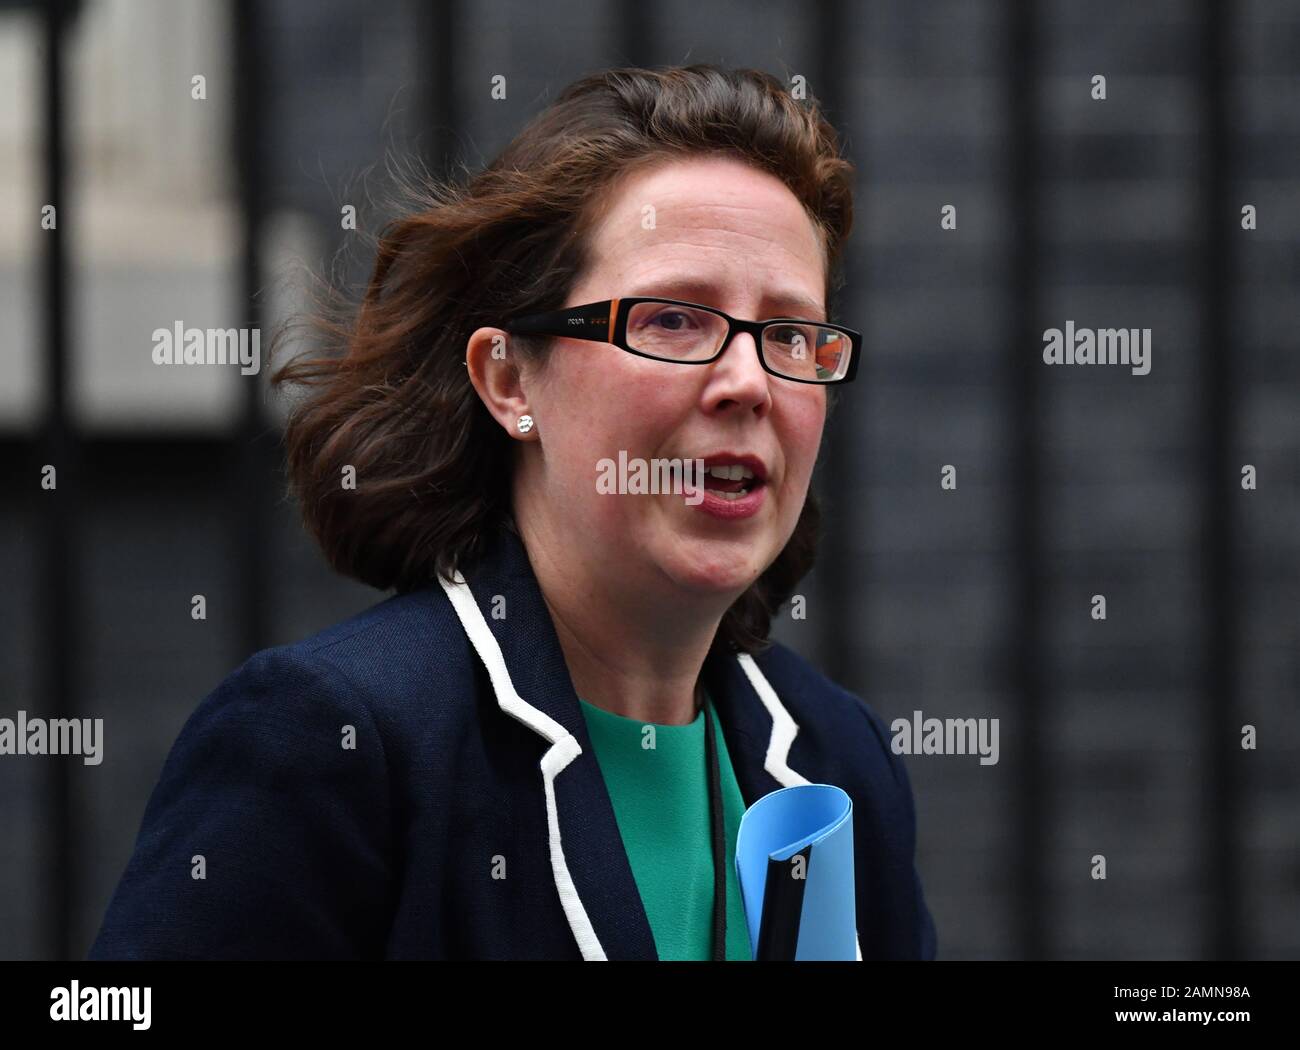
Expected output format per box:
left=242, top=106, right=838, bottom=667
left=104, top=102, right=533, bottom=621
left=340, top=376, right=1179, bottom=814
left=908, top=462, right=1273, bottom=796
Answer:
left=268, top=64, right=855, bottom=654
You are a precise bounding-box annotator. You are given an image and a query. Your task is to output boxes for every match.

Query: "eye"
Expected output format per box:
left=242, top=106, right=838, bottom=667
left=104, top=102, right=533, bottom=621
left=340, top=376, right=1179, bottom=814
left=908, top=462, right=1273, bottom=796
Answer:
left=642, top=309, right=700, bottom=332
left=768, top=325, right=805, bottom=346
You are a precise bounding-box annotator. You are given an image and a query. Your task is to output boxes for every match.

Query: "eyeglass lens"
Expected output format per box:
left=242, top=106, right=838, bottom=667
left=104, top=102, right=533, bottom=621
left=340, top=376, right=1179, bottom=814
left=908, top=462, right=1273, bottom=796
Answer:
left=624, top=300, right=852, bottom=382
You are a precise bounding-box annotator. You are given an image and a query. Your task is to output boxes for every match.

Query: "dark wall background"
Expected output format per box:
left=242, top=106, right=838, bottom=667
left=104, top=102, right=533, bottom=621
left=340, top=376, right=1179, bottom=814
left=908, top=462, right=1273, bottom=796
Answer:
left=1, top=0, right=1296, bottom=961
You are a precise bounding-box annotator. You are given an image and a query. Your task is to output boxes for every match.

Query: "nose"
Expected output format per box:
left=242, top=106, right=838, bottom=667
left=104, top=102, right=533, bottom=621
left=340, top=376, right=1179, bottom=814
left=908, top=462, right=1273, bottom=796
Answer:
left=706, top=328, right=772, bottom=413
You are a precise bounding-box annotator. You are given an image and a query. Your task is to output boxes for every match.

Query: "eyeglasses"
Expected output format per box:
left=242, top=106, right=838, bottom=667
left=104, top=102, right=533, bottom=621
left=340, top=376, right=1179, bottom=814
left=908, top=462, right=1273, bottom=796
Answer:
left=503, top=297, right=860, bottom=384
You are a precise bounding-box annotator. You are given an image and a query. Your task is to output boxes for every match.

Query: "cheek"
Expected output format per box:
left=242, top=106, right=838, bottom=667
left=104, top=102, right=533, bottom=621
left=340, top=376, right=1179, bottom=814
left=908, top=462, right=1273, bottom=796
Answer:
left=577, top=361, right=682, bottom=447
left=543, top=361, right=670, bottom=499
left=780, top=393, right=827, bottom=484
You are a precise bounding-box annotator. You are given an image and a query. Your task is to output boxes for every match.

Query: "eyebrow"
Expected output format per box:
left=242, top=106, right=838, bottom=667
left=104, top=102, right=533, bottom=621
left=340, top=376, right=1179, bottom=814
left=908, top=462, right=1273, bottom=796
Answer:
left=625, top=279, right=827, bottom=322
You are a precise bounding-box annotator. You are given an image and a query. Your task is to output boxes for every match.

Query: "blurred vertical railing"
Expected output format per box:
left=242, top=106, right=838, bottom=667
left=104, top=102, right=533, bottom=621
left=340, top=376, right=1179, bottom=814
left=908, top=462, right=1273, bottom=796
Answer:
left=418, top=0, right=456, bottom=182
left=1008, top=0, right=1047, bottom=960
left=37, top=0, right=75, bottom=961
left=619, top=0, right=653, bottom=67
left=233, top=0, right=270, bottom=661
left=1199, top=0, right=1240, bottom=961
left=811, top=0, right=856, bottom=688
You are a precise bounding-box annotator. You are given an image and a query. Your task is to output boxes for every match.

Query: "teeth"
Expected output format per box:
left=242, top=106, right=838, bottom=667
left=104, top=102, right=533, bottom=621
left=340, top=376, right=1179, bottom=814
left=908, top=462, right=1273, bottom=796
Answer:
left=704, top=463, right=758, bottom=481
left=674, top=461, right=758, bottom=498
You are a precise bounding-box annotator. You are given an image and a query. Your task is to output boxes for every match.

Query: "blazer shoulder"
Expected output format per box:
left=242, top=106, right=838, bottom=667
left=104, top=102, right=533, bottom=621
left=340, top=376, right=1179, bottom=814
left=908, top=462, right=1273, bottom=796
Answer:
left=234, top=582, right=478, bottom=725
left=88, top=582, right=482, bottom=960
left=277, top=583, right=462, bottom=667
left=88, top=628, right=404, bottom=959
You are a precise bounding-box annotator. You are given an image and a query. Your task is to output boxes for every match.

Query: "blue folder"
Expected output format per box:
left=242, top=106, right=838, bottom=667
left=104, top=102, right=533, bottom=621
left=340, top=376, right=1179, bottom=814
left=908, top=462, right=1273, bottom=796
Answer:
left=734, top=784, right=856, bottom=960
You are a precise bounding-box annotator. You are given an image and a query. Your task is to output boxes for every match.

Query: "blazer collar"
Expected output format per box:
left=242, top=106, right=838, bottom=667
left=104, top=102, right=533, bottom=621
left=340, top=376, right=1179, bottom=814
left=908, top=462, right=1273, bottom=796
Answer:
left=439, top=523, right=804, bottom=961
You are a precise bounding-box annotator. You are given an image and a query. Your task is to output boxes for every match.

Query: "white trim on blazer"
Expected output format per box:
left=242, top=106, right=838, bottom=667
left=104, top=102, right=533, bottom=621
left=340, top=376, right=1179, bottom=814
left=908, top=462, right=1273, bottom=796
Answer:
left=442, top=568, right=863, bottom=962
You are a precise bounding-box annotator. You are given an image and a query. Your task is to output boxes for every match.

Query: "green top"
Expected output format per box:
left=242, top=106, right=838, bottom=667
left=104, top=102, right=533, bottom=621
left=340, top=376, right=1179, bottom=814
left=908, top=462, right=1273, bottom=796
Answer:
left=577, top=688, right=753, bottom=961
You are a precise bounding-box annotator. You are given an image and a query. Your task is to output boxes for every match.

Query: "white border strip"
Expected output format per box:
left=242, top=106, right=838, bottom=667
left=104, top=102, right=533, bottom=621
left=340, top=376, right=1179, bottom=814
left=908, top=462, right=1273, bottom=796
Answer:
left=441, top=571, right=607, bottom=961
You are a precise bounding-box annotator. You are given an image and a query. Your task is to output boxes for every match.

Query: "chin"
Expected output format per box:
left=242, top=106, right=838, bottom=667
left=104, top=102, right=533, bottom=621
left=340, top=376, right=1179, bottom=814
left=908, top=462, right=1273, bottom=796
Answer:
left=659, top=541, right=768, bottom=598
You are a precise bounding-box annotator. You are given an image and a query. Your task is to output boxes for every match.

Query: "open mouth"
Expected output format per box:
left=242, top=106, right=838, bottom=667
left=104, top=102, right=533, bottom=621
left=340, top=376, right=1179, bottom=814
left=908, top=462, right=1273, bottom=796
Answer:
left=673, top=462, right=763, bottom=501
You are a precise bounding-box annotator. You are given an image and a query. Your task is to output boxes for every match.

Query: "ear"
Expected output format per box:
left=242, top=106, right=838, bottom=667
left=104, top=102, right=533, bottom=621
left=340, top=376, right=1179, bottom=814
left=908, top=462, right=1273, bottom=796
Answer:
left=465, top=327, right=537, bottom=439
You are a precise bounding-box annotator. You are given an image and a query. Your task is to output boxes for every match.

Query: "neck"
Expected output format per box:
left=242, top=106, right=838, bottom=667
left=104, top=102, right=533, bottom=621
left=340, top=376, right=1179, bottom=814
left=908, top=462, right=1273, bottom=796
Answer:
left=518, top=521, right=728, bottom=727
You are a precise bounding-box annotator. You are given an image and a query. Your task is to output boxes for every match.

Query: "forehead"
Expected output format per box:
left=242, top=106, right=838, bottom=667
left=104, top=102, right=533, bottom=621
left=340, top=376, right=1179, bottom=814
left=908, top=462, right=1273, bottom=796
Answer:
left=583, top=154, right=827, bottom=309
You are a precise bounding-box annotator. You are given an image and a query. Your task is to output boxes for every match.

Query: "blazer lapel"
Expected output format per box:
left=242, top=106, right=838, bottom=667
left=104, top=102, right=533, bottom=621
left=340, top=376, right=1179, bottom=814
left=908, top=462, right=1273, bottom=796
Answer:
left=444, top=524, right=658, bottom=961
left=699, top=642, right=793, bottom=806
left=443, top=523, right=825, bottom=960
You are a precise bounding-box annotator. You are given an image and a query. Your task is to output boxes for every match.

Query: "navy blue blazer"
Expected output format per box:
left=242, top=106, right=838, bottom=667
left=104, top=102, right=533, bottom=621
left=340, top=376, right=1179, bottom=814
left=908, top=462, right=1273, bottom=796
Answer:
left=89, top=524, right=937, bottom=960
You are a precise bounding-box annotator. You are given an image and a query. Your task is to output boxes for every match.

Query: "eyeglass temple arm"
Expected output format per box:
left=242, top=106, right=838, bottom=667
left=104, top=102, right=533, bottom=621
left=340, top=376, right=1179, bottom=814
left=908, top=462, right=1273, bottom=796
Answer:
left=505, top=299, right=618, bottom=343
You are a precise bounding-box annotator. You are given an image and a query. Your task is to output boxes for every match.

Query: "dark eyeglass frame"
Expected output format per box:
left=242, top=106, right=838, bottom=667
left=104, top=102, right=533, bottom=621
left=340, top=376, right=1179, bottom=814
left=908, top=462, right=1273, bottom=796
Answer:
left=503, top=296, right=860, bottom=385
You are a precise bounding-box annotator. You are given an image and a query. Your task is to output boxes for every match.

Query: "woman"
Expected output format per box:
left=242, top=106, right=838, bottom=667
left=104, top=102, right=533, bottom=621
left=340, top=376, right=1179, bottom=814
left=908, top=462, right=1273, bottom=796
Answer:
left=89, top=65, right=936, bottom=961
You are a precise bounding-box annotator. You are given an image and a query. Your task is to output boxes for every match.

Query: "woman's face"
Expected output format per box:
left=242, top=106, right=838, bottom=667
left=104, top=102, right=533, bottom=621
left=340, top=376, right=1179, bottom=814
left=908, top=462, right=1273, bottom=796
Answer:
left=513, top=154, right=828, bottom=603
